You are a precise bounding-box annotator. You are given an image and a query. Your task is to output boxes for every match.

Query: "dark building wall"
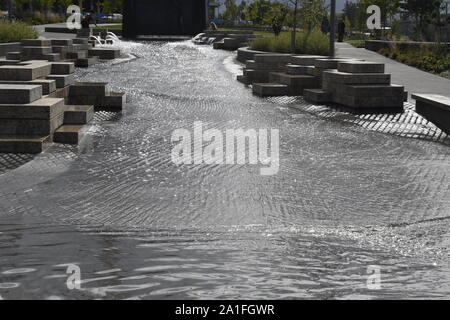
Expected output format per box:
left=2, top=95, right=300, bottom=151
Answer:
left=123, top=0, right=206, bottom=38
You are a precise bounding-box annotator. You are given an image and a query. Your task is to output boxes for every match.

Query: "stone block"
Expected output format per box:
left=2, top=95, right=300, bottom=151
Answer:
left=0, top=98, right=65, bottom=119
left=322, top=71, right=391, bottom=85
left=0, top=84, right=42, bottom=104
left=72, top=38, right=88, bottom=44
left=66, top=51, right=88, bottom=59
left=51, top=62, right=75, bottom=75
left=69, top=82, right=108, bottom=96
left=254, top=54, right=291, bottom=64
left=338, top=61, right=385, bottom=74
left=0, top=135, right=50, bottom=154
left=344, top=84, right=405, bottom=97
left=64, top=105, right=94, bottom=125
left=304, top=89, right=332, bottom=103
left=5, top=52, right=21, bottom=60
left=0, top=112, right=64, bottom=135
left=290, top=55, right=327, bottom=66
left=46, top=74, right=75, bottom=88
left=102, top=92, right=125, bottom=110
left=88, top=48, right=120, bottom=60
left=252, top=83, right=288, bottom=97
left=75, top=57, right=99, bottom=68
left=50, top=39, right=73, bottom=46
left=21, top=46, right=52, bottom=56
left=412, top=94, right=450, bottom=134
left=20, top=39, right=51, bottom=47
left=53, top=125, right=88, bottom=144
left=0, top=61, right=52, bottom=81
left=0, top=79, right=56, bottom=95
left=285, top=64, right=309, bottom=75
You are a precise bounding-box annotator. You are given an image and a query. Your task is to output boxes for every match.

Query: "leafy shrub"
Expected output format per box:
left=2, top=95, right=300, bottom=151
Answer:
left=0, top=21, right=38, bottom=43
left=249, top=31, right=329, bottom=55
left=22, top=11, right=65, bottom=25
left=378, top=44, right=450, bottom=78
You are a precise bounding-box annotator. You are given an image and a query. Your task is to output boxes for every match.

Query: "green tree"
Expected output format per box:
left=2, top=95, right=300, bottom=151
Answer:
left=223, top=0, right=239, bottom=21
left=400, top=0, right=443, bottom=40
left=243, top=0, right=273, bottom=25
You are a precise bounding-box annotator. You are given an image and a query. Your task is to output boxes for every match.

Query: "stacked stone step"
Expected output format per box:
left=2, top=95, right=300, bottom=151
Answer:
left=67, top=82, right=126, bottom=112
left=237, top=54, right=291, bottom=86
left=18, top=39, right=61, bottom=62
left=0, top=84, right=64, bottom=153
left=304, top=61, right=407, bottom=114
left=213, top=34, right=258, bottom=51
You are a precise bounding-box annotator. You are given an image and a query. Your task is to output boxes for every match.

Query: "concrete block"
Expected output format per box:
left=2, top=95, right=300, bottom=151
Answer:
left=285, top=64, right=309, bottom=75
left=50, top=39, right=73, bottom=46
left=66, top=51, right=88, bottom=59
left=254, top=54, right=291, bottom=64
left=0, top=84, right=42, bottom=104
left=69, top=82, right=108, bottom=96
left=64, top=105, right=94, bottom=124
left=46, top=74, right=75, bottom=88
left=51, top=62, right=75, bottom=75
left=21, top=46, right=52, bottom=56
left=242, top=69, right=270, bottom=83
left=53, top=125, right=87, bottom=144
left=290, top=55, right=327, bottom=66
left=0, top=79, right=56, bottom=95
left=304, top=89, right=332, bottom=103
left=252, top=83, right=288, bottom=96
left=0, top=98, right=65, bottom=119
left=6, top=52, right=21, bottom=60
left=75, top=57, right=99, bottom=68
left=102, top=92, right=125, bottom=110
left=334, top=94, right=404, bottom=109
left=344, top=84, right=405, bottom=97
left=322, top=71, right=391, bottom=85
left=0, top=61, right=52, bottom=81
left=72, top=38, right=88, bottom=44
left=88, top=48, right=120, bottom=60
left=237, top=75, right=250, bottom=85
left=20, top=39, right=51, bottom=47
left=0, top=112, right=64, bottom=135
left=0, top=135, right=50, bottom=154
left=338, top=61, right=385, bottom=74
left=412, top=94, right=450, bottom=134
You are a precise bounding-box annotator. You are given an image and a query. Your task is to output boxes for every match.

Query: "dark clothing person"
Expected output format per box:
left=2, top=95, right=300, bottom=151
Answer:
left=81, top=14, right=96, bottom=29
left=337, top=20, right=346, bottom=42
left=321, top=17, right=330, bottom=34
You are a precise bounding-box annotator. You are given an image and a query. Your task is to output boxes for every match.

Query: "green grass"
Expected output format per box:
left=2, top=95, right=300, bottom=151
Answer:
left=249, top=31, right=329, bottom=55
left=345, top=39, right=366, bottom=48
left=0, top=21, right=37, bottom=43
left=93, top=24, right=122, bottom=31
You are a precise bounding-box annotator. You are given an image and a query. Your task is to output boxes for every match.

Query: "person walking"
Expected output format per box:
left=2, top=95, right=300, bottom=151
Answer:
left=337, top=19, right=346, bottom=42
left=321, top=17, right=330, bottom=35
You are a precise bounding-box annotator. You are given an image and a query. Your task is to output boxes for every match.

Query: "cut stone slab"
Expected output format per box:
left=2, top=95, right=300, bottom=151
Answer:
left=0, top=135, right=50, bottom=154
left=75, top=57, right=99, bottom=68
left=64, top=105, right=94, bottom=124
left=69, top=82, right=108, bottom=96
left=0, top=112, right=64, bottom=135
left=66, top=51, right=88, bottom=59
left=344, top=84, right=405, bottom=97
left=290, top=55, right=327, bottom=66
left=322, top=71, right=391, bottom=85
left=21, top=39, right=51, bottom=47
left=53, top=125, right=87, bottom=144
left=237, top=75, right=250, bottom=85
left=0, top=61, right=52, bottom=81
left=50, top=39, right=73, bottom=46
left=285, top=64, right=309, bottom=75
left=0, top=79, right=56, bottom=95
left=5, top=52, right=21, bottom=60
left=88, top=48, right=121, bottom=60
left=0, top=84, right=42, bottom=104
left=46, top=74, right=75, bottom=88
left=253, top=83, right=288, bottom=96
left=412, top=93, right=450, bottom=135
left=51, top=62, right=75, bottom=75
left=102, top=92, right=126, bottom=110
left=72, top=38, right=88, bottom=44
left=0, top=98, right=65, bottom=119
left=304, top=89, right=332, bottom=103
left=21, top=46, right=52, bottom=56
left=338, top=61, right=385, bottom=74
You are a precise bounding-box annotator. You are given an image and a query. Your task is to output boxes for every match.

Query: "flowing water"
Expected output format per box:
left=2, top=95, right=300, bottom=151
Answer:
left=0, top=41, right=449, bottom=300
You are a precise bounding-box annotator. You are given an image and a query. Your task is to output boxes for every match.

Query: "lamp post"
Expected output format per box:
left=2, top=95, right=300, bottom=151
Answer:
left=329, top=0, right=336, bottom=57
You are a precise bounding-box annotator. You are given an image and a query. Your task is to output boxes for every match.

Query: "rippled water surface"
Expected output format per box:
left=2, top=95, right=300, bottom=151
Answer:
left=0, top=41, right=449, bottom=299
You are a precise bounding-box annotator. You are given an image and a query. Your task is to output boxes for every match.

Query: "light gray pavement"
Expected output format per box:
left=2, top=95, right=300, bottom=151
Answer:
left=336, top=42, right=450, bottom=101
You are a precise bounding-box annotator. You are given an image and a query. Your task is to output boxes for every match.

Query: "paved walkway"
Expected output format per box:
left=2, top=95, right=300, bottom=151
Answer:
left=336, top=42, right=450, bottom=101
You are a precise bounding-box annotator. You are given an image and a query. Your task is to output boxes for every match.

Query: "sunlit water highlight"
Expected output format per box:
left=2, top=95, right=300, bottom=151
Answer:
left=0, top=41, right=449, bottom=299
